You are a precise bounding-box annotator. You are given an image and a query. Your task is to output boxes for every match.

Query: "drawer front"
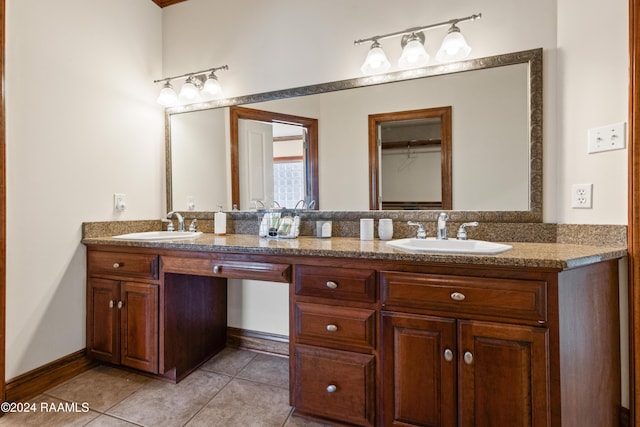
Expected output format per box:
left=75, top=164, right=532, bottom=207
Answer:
left=381, top=271, right=547, bottom=323
left=88, top=251, right=159, bottom=280
left=293, top=344, right=375, bottom=427
left=295, top=265, right=376, bottom=302
left=295, top=302, right=376, bottom=350
left=161, top=256, right=291, bottom=283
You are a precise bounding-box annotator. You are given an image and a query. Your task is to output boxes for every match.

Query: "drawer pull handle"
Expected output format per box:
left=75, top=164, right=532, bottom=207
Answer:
left=450, top=292, right=466, bottom=301
left=326, top=384, right=337, bottom=393
left=464, top=351, right=473, bottom=365
left=213, top=265, right=221, bottom=274
left=444, top=348, right=454, bottom=362
left=117, top=301, right=123, bottom=309
left=326, top=324, right=338, bottom=332
left=109, top=300, right=114, bottom=309
left=326, top=281, right=338, bottom=289
left=113, top=263, right=121, bottom=269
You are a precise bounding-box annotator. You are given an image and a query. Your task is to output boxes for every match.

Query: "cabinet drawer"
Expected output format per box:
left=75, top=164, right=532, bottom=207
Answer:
left=161, top=256, right=291, bottom=283
left=293, top=344, right=375, bottom=427
left=381, top=271, right=547, bottom=323
left=295, top=265, right=376, bottom=302
left=295, top=302, right=376, bottom=350
left=88, top=251, right=159, bottom=280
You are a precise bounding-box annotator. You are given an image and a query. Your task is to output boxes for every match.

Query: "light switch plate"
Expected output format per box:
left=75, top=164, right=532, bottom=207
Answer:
left=588, top=122, right=626, bottom=153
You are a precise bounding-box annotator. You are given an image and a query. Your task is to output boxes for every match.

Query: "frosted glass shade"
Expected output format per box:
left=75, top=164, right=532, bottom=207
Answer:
left=398, top=38, right=429, bottom=69
left=202, top=75, right=222, bottom=97
left=179, top=79, right=200, bottom=102
left=157, top=83, right=178, bottom=106
left=361, top=42, right=391, bottom=75
left=436, top=28, right=472, bottom=62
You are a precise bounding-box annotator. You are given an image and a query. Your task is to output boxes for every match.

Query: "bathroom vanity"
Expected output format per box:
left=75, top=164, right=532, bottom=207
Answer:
left=83, top=232, right=625, bottom=427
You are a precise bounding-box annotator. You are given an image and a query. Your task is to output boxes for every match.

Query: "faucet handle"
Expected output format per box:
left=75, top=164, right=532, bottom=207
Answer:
left=407, top=221, right=427, bottom=239
left=161, top=218, right=174, bottom=232
left=189, top=219, right=198, bottom=232
left=457, top=222, right=479, bottom=240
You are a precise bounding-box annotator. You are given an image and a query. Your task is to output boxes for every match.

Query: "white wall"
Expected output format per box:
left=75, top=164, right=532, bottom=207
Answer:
left=5, top=0, right=164, bottom=379
left=557, top=0, right=628, bottom=224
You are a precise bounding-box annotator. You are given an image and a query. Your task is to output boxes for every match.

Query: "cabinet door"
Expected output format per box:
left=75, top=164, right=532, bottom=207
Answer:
left=87, top=278, right=120, bottom=364
left=381, top=312, right=457, bottom=427
left=120, top=282, right=159, bottom=373
left=458, top=320, right=549, bottom=427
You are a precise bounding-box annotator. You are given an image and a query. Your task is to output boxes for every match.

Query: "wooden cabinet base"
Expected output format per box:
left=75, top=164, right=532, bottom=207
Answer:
left=161, top=273, right=227, bottom=382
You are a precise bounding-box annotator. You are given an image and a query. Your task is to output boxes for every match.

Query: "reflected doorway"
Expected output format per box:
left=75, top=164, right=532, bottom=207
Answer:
left=230, top=106, right=319, bottom=210
left=368, top=107, right=452, bottom=210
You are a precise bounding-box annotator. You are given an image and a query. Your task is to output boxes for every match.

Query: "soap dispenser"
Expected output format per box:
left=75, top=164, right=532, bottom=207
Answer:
left=214, top=206, right=226, bottom=235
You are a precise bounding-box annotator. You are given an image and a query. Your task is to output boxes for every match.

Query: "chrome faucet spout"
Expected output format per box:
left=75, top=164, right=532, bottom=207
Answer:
left=436, top=213, right=449, bottom=240
left=166, top=211, right=185, bottom=232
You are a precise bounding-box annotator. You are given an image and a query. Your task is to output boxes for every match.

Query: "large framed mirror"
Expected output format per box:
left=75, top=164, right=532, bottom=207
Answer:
left=165, top=48, right=542, bottom=221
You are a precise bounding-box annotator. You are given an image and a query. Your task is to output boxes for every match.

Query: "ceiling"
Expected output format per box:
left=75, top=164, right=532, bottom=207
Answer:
left=151, top=0, right=189, bottom=7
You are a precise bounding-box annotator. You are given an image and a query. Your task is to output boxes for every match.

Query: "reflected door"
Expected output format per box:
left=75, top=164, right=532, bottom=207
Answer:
left=238, top=119, right=274, bottom=209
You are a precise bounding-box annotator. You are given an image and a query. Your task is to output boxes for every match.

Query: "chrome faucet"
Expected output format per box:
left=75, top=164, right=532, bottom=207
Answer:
left=166, top=211, right=185, bottom=232
left=436, top=213, right=449, bottom=240
left=407, top=221, right=427, bottom=239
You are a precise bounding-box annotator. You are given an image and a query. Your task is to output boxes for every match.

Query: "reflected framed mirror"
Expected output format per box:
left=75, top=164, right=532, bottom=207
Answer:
left=165, top=48, right=542, bottom=222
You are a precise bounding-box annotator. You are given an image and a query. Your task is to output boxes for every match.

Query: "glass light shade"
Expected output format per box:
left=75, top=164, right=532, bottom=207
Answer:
left=398, top=37, right=429, bottom=69
left=202, top=74, right=222, bottom=97
left=179, top=78, right=200, bottom=102
left=436, top=27, right=472, bottom=62
left=361, top=42, right=391, bottom=75
left=157, top=83, right=178, bottom=106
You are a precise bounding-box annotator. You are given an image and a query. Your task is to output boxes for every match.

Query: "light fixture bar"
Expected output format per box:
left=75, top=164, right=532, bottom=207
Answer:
left=154, top=65, right=229, bottom=84
left=353, top=13, right=481, bottom=45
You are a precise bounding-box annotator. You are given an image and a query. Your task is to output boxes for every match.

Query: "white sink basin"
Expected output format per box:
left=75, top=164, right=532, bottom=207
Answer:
left=386, top=238, right=512, bottom=255
left=112, top=231, right=203, bottom=241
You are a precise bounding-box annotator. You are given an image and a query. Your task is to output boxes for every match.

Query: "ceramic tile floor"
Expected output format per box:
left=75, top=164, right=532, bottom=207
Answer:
left=0, top=348, right=332, bottom=427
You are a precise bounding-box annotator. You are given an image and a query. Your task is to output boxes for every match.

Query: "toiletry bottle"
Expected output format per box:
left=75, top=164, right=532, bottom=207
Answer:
left=214, top=206, right=226, bottom=235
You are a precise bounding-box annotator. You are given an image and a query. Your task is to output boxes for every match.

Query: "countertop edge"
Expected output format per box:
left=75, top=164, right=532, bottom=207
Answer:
left=81, top=235, right=628, bottom=271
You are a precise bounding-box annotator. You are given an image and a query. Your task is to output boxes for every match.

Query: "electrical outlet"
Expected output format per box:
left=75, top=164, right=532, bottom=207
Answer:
left=571, top=184, right=592, bottom=209
left=114, top=193, right=127, bottom=212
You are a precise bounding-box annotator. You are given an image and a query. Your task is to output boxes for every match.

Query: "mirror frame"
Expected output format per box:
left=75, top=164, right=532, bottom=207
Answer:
left=165, top=48, right=542, bottom=222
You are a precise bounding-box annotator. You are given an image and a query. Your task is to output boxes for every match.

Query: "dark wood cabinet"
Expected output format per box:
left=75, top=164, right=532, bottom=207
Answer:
left=291, top=265, right=378, bottom=426
left=87, top=250, right=159, bottom=374
left=380, top=263, right=620, bottom=427
left=83, top=243, right=621, bottom=427
left=87, top=278, right=158, bottom=373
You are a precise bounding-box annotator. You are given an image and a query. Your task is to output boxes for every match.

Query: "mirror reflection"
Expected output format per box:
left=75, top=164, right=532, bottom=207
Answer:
left=166, top=49, right=541, bottom=220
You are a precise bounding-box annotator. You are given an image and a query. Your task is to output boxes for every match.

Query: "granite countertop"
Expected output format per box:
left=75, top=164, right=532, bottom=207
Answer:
left=82, top=233, right=628, bottom=270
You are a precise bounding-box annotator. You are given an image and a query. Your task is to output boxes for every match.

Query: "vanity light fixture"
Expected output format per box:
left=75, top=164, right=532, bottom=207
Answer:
left=154, top=65, right=229, bottom=107
left=354, top=13, right=481, bottom=75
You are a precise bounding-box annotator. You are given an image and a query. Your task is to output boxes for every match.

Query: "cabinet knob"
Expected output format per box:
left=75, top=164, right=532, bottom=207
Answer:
left=213, top=265, right=221, bottom=274
left=326, top=281, right=338, bottom=289
left=117, top=301, right=123, bottom=309
left=113, top=263, right=121, bottom=269
left=444, top=348, right=454, bottom=362
left=464, top=351, right=473, bottom=365
left=326, top=384, right=337, bottom=393
left=450, top=292, right=466, bottom=301
left=326, top=324, right=338, bottom=332
left=109, top=300, right=114, bottom=309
